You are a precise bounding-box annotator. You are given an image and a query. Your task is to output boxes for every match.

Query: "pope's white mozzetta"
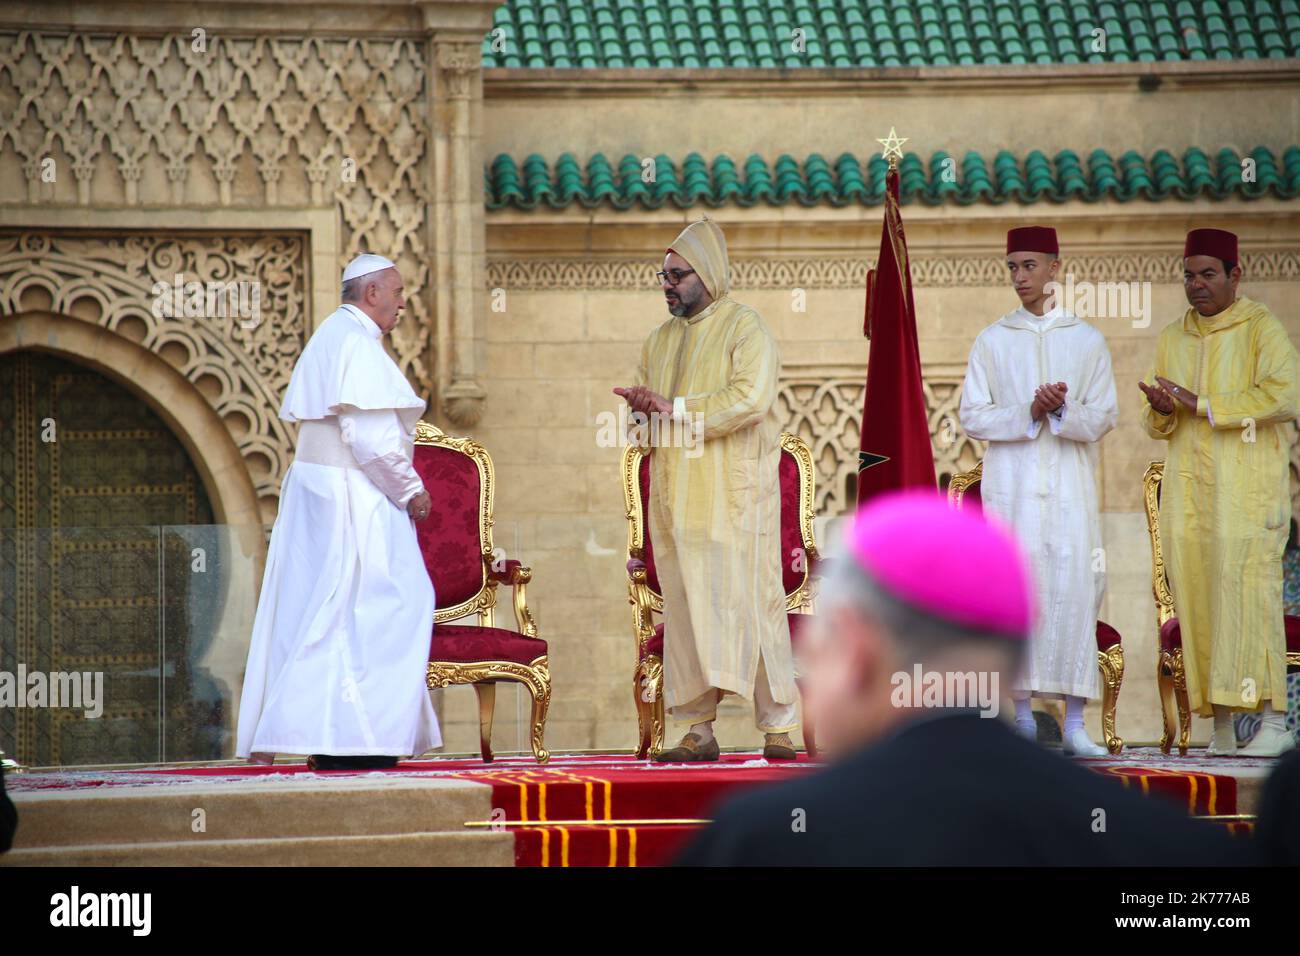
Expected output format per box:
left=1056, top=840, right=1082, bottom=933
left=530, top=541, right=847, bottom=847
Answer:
left=236, top=266, right=441, bottom=760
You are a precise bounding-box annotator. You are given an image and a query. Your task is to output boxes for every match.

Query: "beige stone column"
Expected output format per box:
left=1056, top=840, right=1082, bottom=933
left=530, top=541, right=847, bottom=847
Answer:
left=423, top=5, right=496, bottom=428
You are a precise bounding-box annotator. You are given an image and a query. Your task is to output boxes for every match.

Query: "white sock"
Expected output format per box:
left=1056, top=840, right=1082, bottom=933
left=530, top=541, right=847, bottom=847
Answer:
left=1211, top=705, right=1236, bottom=749
left=689, top=720, right=714, bottom=743
left=1064, top=695, right=1087, bottom=735
left=1260, top=702, right=1286, bottom=731
left=1013, top=697, right=1035, bottom=732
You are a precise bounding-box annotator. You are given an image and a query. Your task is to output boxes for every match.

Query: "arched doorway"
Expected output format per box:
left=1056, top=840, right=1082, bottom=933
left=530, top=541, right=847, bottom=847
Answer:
left=1, top=350, right=227, bottom=766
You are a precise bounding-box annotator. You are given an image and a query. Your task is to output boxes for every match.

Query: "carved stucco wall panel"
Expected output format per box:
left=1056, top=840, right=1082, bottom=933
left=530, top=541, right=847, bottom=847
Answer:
left=0, top=31, right=437, bottom=404
left=776, top=369, right=983, bottom=516
left=486, top=250, right=1300, bottom=291
left=0, top=230, right=306, bottom=515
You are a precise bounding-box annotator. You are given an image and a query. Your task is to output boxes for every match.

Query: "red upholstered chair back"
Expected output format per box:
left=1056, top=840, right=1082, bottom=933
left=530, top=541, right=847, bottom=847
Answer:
left=774, top=442, right=806, bottom=595
left=411, top=423, right=492, bottom=619
left=628, top=435, right=816, bottom=607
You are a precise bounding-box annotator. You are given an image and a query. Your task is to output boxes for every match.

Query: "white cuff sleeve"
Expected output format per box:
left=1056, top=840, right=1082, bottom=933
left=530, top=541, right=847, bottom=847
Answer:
left=339, top=407, right=426, bottom=508
left=672, top=396, right=688, bottom=422
left=1026, top=414, right=1044, bottom=439
left=1047, top=403, right=1066, bottom=436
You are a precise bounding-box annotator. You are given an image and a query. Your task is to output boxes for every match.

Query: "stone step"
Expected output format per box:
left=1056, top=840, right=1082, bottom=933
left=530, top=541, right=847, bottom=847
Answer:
left=1, top=830, right=514, bottom=866
left=9, top=777, right=497, bottom=848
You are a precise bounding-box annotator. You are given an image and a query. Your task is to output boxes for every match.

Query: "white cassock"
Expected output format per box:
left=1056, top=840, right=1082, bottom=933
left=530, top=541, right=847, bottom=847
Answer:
left=958, top=305, right=1118, bottom=700
left=236, top=303, right=441, bottom=757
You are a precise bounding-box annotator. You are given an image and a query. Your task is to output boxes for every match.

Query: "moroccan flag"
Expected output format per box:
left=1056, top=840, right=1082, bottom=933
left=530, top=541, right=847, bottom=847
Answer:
left=855, top=166, right=936, bottom=506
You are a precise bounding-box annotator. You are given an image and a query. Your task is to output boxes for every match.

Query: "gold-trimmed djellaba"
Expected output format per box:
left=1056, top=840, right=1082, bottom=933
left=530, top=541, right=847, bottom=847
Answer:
left=621, top=433, right=819, bottom=759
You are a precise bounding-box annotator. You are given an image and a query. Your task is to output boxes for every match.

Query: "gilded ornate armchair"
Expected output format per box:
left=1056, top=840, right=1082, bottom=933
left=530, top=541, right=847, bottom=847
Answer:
left=622, top=433, right=821, bottom=759
left=412, top=422, right=550, bottom=763
left=1143, top=460, right=1300, bottom=756
left=949, top=461, right=1125, bottom=754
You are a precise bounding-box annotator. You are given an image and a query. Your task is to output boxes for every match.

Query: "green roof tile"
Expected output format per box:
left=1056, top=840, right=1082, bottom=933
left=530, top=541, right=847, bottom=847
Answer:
left=485, top=145, right=1300, bottom=209
left=483, top=0, right=1300, bottom=68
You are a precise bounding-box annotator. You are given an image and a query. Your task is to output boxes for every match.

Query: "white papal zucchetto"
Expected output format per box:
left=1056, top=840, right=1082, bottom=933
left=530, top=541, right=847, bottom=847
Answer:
left=342, top=253, right=396, bottom=283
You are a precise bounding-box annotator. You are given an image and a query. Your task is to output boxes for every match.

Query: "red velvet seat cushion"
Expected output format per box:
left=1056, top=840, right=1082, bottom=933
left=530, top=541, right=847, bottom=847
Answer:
left=430, top=624, right=547, bottom=665
left=1159, top=617, right=1180, bottom=652
left=646, top=623, right=664, bottom=659
left=412, top=443, right=488, bottom=609
left=1095, top=620, right=1121, bottom=651
left=642, top=613, right=815, bottom=661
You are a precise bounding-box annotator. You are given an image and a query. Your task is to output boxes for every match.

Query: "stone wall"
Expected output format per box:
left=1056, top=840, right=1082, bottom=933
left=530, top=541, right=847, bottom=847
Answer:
left=456, top=207, right=1300, bottom=754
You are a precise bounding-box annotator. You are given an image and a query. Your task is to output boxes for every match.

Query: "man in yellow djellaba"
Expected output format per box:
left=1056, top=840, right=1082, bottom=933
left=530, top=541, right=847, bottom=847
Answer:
left=614, top=218, right=799, bottom=763
left=1140, top=228, right=1299, bottom=757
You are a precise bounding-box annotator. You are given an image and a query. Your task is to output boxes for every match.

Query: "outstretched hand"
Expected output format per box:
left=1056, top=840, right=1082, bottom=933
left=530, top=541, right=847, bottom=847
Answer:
left=613, top=386, right=672, bottom=417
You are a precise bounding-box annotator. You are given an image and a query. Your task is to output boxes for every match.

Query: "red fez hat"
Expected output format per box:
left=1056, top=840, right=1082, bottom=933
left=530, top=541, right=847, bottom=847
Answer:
left=1006, top=226, right=1059, bottom=256
left=1183, top=228, right=1238, bottom=264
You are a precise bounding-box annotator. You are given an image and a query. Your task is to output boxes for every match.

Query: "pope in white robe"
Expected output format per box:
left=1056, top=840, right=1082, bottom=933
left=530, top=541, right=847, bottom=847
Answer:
left=959, top=226, right=1118, bottom=757
left=236, top=254, right=441, bottom=768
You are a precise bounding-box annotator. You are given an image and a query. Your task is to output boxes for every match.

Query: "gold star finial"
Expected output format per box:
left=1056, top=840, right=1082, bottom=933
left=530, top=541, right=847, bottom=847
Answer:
left=876, top=127, right=908, bottom=168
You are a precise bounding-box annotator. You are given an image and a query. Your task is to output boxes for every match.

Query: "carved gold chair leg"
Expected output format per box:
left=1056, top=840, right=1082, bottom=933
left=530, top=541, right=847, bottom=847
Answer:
left=525, top=657, right=551, bottom=764
left=473, top=681, right=496, bottom=763
left=644, top=653, right=666, bottom=758
left=652, top=696, right=666, bottom=757
left=1097, top=645, right=1125, bottom=754
left=1157, top=650, right=1178, bottom=755
left=1171, top=649, right=1192, bottom=757
left=633, top=663, right=653, bottom=759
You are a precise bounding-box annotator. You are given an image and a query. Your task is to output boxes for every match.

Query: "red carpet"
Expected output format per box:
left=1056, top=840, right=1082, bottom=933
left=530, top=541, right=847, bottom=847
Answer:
left=1096, top=765, right=1237, bottom=817
left=10, top=751, right=1248, bottom=866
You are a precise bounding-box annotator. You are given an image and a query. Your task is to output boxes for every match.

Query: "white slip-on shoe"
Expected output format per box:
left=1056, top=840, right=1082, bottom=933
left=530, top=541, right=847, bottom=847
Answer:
left=1062, top=727, right=1107, bottom=757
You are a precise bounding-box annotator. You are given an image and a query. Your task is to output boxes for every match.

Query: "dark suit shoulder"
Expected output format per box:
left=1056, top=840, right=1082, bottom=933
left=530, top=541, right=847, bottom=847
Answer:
left=677, top=715, right=1246, bottom=866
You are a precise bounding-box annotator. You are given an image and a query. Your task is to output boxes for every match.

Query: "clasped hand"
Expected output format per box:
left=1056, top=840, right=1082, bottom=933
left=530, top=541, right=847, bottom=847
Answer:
left=1030, top=381, right=1067, bottom=421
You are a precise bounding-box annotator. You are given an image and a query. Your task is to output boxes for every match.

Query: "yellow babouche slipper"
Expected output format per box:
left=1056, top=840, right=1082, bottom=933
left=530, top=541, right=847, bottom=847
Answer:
left=763, top=733, right=797, bottom=761
left=653, top=732, right=720, bottom=763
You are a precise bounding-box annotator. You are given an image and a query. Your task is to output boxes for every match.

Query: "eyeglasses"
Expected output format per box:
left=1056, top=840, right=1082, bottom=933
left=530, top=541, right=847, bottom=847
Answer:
left=656, top=268, right=696, bottom=286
